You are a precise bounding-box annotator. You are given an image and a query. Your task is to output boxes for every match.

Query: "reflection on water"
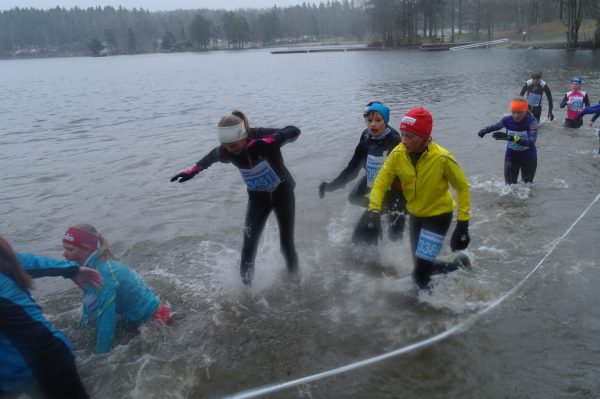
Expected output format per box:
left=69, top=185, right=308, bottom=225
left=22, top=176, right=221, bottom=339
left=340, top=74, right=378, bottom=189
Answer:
left=2, top=48, right=600, bottom=398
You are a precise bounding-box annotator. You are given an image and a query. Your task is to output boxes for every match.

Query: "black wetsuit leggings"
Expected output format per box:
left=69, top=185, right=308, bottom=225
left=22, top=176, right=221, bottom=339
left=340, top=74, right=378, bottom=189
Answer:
left=409, top=212, right=458, bottom=289
left=504, top=157, right=537, bottom=184
left=240, top=182, right=297, bottom=283
left=530, top=105, right=542, bottom=122
left=564, top=118, right=583, bottom=128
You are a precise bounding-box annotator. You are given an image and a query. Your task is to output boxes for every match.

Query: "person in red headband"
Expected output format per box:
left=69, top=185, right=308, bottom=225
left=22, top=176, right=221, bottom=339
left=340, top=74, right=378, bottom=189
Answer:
left=62, top=224, right=172, bottom=354
left=478, top=96, right=539, bottom=184
left=363, top=107, right=472, bottom=290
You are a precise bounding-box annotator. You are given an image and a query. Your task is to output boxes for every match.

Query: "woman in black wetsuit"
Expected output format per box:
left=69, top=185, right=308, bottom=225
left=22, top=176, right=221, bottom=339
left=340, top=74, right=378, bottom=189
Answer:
left=170, top=110, right=300, bottom=285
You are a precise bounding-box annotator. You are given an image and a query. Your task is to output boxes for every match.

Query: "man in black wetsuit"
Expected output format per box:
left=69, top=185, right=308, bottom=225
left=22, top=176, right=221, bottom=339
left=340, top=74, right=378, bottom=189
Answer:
left=519, top=70, right=554, bottom=122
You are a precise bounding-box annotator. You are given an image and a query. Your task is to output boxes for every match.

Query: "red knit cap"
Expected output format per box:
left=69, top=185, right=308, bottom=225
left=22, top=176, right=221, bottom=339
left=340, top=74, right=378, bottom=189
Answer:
left=399, top=107, right=433, bottom=139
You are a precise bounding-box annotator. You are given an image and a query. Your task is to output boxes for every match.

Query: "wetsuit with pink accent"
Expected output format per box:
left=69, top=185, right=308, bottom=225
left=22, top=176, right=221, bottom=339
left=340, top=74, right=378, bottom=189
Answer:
left=560, top=90, right=590, bottom=128
left=192, top=126, right=300, bottom=284
left=479, top=114, right=538, bottom=184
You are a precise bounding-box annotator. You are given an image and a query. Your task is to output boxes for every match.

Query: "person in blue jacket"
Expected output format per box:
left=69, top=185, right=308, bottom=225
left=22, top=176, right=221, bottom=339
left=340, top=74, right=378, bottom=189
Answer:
left=62, top=224, right=172, bottom=354
left=170, top=109, right=301, bottom=285
left=318, top=102, right=406, bottom=244
left=576, top=102, right=600, bottom=154
left=576, top=101, right=600, bottom=127
left=478, top=96, right=539, bottom=184
left=1, top=235, right=102, bottom=398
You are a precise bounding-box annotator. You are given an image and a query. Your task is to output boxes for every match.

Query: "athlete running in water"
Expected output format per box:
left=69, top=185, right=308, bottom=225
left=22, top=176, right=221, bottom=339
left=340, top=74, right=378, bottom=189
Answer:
left=171, top=110, right=300, bottom=285
left=478, top=96, right=539, bottom=184
left=319, top=102, right=406, bottom=244
left=364, top=107, right=471, bottom=290
left=519, top=70, right=554, bottom=122
left=560, top=76, right=590, bottom=129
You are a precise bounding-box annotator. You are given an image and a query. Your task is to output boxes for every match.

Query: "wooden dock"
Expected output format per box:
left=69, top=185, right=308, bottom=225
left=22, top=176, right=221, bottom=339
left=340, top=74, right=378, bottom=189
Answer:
left=271, top=47, right=376, bottom=54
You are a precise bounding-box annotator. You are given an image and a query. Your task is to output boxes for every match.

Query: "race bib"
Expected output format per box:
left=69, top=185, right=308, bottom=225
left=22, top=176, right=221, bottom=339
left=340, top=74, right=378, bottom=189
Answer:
left=567, top=97, right=583, bottom=111
left=239, top=160, right=281, bottom=192
left=365, top=154, right=386, bottom=188
left=416, top=229, right=444, bottom=261
left=506, top=129, right=529, bottom=151
left=527, top=92, right=542, bottom=107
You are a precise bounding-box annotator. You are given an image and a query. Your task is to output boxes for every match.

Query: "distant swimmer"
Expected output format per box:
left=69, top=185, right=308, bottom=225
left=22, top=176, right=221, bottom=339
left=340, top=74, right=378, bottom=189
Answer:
left=170, top=110, right=300, bottom=285
left=1, top=235, right=101, bottom=398
left=62, top=224, right=172, bottom=354
left=365, top=107, right=471, bottom=290
left=478, top=96, right=539, bottom=185
left=318, top=101, right=406, bottom=244
left=519, top=70, right=554, bottom=122
left=560, top=76, right=590, bottom=129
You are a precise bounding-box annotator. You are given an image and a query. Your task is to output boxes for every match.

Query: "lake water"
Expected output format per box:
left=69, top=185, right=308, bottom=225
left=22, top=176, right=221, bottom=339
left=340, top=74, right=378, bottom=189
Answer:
left=2, top=47, right=600, bottom=398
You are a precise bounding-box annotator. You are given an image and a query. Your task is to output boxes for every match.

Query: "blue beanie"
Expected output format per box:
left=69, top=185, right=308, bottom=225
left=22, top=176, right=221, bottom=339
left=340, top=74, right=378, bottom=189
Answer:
left=571, top=76, right=582, bottom=85
left=364, top=102, right=390, bottom=125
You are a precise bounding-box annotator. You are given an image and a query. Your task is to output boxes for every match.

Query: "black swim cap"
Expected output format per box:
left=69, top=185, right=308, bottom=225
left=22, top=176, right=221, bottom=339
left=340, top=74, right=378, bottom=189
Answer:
left=531, top=70, right=542, bottom=79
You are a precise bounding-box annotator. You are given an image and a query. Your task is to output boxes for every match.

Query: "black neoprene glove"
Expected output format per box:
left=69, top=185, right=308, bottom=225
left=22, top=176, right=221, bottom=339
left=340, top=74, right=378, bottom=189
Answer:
left=492, top=132, right=509, bottom=140
left=352, top=210, right=381, bottom=246
left=477, top=129, right=487, bottom=138
left=170, top=165, right=201, bottom=183
left=547, top=111, right=554, bottom=121
left=450, top=221, right=470, bottom=252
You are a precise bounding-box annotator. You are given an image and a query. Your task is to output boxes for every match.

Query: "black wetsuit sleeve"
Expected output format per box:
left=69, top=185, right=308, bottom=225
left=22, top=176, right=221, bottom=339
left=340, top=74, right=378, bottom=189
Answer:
left=252, top=126, right=301, bottom=146
left=328, top=140, right=366, bottom=190
left=519, top=84, right=527, bottom=97
left=0, top=297, right=75, bottom=384
left=544, top=85, right=553, bottom=112
left=195, top=147, right=225, bottom=169
left=584, top=94, right=590, bottom=108
left=559, top=94, right=568, bottom=108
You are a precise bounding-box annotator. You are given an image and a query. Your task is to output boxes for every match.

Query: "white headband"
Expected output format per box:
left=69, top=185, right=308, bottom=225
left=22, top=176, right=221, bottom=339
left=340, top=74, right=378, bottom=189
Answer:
left=218, top=122, right=247, bottom=144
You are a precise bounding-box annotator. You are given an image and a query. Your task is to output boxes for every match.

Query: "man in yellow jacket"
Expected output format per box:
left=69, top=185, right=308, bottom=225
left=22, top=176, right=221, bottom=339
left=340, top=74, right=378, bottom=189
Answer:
left=365, top=107, right=471, bottom=289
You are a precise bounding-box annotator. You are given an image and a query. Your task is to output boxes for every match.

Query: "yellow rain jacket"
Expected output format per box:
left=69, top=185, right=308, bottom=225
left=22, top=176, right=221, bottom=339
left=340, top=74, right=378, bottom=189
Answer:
left=368, top=141, right=470, bottom=221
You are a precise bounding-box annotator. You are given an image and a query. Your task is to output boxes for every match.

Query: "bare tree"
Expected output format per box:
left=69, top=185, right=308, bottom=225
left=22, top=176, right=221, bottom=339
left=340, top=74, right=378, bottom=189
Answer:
left=565, top=0, right=584, bottom=47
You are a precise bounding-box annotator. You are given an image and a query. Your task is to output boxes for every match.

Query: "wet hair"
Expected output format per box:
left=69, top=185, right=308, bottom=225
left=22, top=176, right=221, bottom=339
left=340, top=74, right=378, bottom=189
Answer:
left=72, top=224, right=115, bottom=261
left=0, top=235, right=32, bottom=290
left=218, top=109, right=250, bottom=133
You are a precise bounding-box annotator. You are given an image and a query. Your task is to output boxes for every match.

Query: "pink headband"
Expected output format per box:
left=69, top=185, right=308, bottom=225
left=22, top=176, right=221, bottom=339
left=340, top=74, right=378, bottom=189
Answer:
left=63, top=227, right=99, bottom=252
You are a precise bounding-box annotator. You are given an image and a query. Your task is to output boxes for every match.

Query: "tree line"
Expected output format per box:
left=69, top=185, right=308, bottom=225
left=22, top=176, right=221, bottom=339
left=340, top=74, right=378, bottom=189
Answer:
left=1, top=0, right=599, bottom=57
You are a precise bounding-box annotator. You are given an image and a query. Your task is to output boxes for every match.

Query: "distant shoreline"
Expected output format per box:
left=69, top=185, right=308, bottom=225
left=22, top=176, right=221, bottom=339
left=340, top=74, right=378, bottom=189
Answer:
left=1, top=39, right=594, bottom=61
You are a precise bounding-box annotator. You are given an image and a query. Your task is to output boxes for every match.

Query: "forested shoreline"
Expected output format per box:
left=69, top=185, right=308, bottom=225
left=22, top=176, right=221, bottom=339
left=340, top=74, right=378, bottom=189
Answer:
left=1, top=0, right=599, bottom=58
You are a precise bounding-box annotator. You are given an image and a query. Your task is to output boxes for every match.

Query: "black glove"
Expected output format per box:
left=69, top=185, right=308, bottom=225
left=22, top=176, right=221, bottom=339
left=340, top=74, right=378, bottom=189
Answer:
left=170, top=165, right=201, bottom=183
left=450, top=221, right=470, bottom=252
left=547, top=111, right=554, bottom=121
left=318, top=182, right=331, bottom=199
left=492, top=131, right=509, bottom=140
left=352, top=210, right=381, bottom=246
left=477, top=129, right=487, bottom=138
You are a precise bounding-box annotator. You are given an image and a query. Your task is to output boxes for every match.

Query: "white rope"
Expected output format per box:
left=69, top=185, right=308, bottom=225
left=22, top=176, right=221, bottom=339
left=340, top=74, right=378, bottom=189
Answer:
left=225, top=192, right=600, bottom=399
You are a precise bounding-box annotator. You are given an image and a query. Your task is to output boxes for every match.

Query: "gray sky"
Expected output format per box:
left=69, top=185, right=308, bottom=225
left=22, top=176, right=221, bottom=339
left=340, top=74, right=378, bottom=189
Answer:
left=1, top=0, right=307, bottom=11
